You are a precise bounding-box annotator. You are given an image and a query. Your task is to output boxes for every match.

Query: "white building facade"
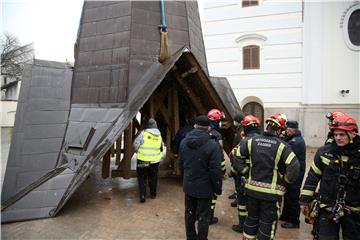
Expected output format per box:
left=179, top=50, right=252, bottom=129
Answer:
left=202, top=0, right=360, bottom=147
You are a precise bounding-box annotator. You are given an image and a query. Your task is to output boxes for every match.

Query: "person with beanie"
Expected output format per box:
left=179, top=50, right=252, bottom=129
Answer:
left=280, top=120, right=306, bottom=229
left=133, top=118, right=164, bottom=203
left=179, top=115, right=223, bottom=240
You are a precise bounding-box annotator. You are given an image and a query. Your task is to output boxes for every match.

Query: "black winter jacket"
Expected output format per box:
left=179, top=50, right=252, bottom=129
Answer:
left=179, top=128, right=223, bottom=198
left=300, top=136, right=360, bottom=208
left=285, top=130, right=306, bottom=188
left=236, top=131, right=300, bottom=201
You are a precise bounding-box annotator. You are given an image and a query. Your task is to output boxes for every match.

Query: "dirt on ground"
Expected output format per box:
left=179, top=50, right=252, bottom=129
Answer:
left=1, top=148, right=318, bottom=240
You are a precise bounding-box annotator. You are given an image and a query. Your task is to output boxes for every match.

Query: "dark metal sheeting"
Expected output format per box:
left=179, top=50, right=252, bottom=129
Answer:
left=210, top=77, right=242, bottom=119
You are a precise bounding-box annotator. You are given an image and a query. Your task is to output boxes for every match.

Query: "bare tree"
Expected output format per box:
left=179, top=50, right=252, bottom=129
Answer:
left=1, top=33, right=34, bottom=80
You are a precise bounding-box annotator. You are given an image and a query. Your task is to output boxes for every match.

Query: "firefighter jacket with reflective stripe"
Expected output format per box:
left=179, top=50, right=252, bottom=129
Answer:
left=232, top=130, right=260, bottom=176
left=137, top=130, right=163, bottom=162
left=236, top=132, right=300, bottom=201
left=300, top=136, right=360, bottom=208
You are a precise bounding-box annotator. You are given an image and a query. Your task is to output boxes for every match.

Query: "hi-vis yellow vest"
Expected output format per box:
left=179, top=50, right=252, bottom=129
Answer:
left=137, top=131, right=162, bottom=161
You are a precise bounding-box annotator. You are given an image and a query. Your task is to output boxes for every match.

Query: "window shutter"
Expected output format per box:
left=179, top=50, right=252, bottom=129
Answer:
left=252, top=46, right=260, bottom=69
left=243, top=45, right=260, bottom=69
left=243, top=47, right=251, bottom=69
left=243, top=0, right=258, bottom=7
left=251, top=0, right=259, bottom=6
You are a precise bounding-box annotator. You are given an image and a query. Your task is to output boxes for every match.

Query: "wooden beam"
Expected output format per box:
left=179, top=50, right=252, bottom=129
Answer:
left=115, top=122, right=134, bottom=179
left=123, top=121, right=133, bottom=179
left=149, top=95, right=155, bottom=118
left=115, top=135, right=122, bottom=166
left=171, top=71, right=205, bottom=114
left=184, top=53, right=231, bottom=119
left=152, top=87, right=169, bottom=117
left=102, top=149, right=111, bottom=179
left=152, top=96, right=171, bottom=128
left=173, top=88, right=180, bottom=134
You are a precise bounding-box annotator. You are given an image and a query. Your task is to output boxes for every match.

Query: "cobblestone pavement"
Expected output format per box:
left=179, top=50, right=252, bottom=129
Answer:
left=1, top=149, right=317, bottom=240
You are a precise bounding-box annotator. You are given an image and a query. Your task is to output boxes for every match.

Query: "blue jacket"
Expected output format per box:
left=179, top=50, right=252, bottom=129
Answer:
left=285, top=130, right=306, bottom=187
left=179, top=128, right=223, bottom=198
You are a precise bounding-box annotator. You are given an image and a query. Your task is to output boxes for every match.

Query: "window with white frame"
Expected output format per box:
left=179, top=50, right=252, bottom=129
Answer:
left=236, top=34, right=267, bottom=71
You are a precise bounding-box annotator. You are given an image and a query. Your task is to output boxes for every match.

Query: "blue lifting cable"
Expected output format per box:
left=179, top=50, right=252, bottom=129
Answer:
left=160, top=0, right=167, bottom=32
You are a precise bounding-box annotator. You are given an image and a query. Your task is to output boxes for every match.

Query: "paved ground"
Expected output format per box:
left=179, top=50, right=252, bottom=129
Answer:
left=1, top=149, right=317, bottom=240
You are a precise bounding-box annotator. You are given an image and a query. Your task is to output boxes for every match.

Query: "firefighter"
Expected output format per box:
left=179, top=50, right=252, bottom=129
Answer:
left=299, top=115, right=360, bottom=240
left=325, top=111, right=346, bottom=144
left=280, top=120, right=306, bottom=229
left=229, top=113, right=245, bottom=204
left=234, top=113, right=300, bottom=240
left=231, top=115, right=261, bottom=233
left=133, top=118, right=164, bottom=203
left=207, top=108, right=226, bottom=224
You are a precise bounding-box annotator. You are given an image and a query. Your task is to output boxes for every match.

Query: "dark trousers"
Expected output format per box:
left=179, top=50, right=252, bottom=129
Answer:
left=243, top=195, right=281, bottom=240
left=136, top=162, right=159, bottom=198
left=185, top=194, right=212, bottom=240
left=281, top=186, right=300, bottom=225
left=316, top=209, right=360, bottom=240
left=235, top=175, right=247, bottom=226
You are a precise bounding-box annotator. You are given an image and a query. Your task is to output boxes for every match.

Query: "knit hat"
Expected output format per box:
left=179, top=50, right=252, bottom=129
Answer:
left=195, top=115, right=211, bottom=127
left=286, top=120, right=298, bottom=129
left=146, top=118, right=158, bottom=128
left=234, top=113, right=244, bottom=123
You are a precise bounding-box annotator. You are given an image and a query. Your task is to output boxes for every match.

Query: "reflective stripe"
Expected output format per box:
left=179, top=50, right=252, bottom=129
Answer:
left=341, top=155, right=349, bottom=162
left=241, top=166, right=249, bottom=175
left=285, top=152, right=295, bottom=165
left=320, top=156, right=330, bottom=166
left=238, top=205, right=247, bottom=210
left=245, top=159, right=250, bottom=164
left=248, top=139, right=253, bottom=182
left=243, top=232, right=256, bottom=240
left=272, top=143, right=285, bottom=190
left=301, top=189, right=314, bottom=196
left=139, top=146, right=159, bottom=150
left=348, top=206, right=360, bottom=214
left=240, top=212, right=248, bottom=216
left=311, top=161, right=322, bottom=175
left=270, top=201, right=281, bottom=239
left=236, top=146, right=241, bottom=156
left=246, top=182, right=285, bottom=196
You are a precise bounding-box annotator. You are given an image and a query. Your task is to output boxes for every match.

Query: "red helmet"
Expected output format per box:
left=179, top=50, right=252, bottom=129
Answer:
left=241, top=115, right=260, bottom=127
left=326, top=111, right=346, bottom=121
left=265, top=113, right=287, bottom=130
left=330, top=115, right=358, bottom=133
left=207, top=109, right=225, bottom=121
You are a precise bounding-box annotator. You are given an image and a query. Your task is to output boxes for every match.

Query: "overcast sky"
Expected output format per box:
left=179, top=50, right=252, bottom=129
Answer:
left=2, top=0, right=84, bottom=62
left=2, top=0, right=206, bottom=63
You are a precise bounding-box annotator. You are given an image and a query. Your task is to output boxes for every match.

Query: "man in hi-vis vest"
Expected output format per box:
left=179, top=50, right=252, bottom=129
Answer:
left=134, top=118, right=164, bottom=203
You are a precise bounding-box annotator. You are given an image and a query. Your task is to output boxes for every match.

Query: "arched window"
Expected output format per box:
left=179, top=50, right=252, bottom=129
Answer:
left=242, top=0, right=258, bottom=7
left=243, top=45, right=260, bottom=69
left=348, top=9, right=360, bottom=47
left=243, top=101, right=264, bottom=128
left=341, top=4, right=360, bottom=51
